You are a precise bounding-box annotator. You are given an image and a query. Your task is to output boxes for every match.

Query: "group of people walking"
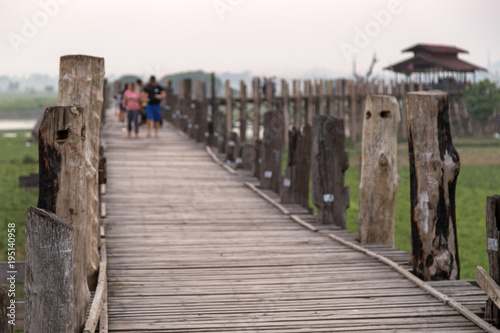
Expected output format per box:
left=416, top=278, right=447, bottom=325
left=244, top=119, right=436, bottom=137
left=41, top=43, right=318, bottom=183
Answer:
left=119, top=75, right=166, bottom=138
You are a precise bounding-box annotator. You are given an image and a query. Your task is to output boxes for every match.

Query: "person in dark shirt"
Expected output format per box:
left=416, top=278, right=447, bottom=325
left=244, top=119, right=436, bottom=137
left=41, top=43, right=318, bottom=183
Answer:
left=143, top=75, right=166, bottom=138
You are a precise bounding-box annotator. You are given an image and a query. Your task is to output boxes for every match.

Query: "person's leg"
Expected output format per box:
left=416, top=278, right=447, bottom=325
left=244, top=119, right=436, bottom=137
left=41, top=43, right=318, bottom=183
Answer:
left=146, top=104, right=153, bottom=137
left=153, top=105, right=161, bottom=138
left=133, top=110, right=140, bottom=137
left=127, top=110, right=133, bottom=137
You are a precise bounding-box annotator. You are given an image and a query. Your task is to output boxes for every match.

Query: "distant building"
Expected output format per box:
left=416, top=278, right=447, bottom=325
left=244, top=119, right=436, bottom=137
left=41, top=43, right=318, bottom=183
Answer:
left=385, top=43, right=486, bottom=92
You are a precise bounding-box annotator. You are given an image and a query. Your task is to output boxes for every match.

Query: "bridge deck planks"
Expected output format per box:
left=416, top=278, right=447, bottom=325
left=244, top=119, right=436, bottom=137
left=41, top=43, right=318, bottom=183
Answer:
left=103, top=116, right=485, bottom=332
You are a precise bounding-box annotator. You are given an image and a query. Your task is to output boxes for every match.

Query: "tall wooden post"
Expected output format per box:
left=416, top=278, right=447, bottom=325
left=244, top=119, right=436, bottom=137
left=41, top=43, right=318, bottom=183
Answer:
left=58, top=55, right=104, bottom=289
left=252, top=78, right=261, bottom=178
left=349, top=80, right=357, bottom=143
left=225, top=80, right=235, bottom=161
left=281, top=79, right=290, bottom=149
left=306, top=80, right=313, bottom=125
left=485, top=195, right=500, bottom=324
left=337, top=79, right=344, bottom=118
left=194, top=81, right=207, bottom=143
left=25, top=207, right=74, bottom=333
left=407, top=91, right=460, bottom=280
left=260, top=110, right=283, bottom=193
left=239, top=81, right=247, bottom=146
left=293, top=80, right=301, bottom=128
left=37, top=106, right=88, bottom=331
left=312, top=116, right=349, bottom=227
left=327, top=80, right=334, bottom=116
left=359, top=95, right=401, bottom=245
left=318, top=80, right=324, bottom=116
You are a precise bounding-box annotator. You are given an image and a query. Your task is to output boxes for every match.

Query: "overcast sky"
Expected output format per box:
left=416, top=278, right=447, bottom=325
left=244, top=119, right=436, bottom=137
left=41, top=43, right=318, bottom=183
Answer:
left=1, top=0, right=499, bottom=79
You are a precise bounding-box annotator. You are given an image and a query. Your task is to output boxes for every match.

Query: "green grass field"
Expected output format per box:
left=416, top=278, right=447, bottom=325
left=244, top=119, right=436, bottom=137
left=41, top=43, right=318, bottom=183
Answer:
left=0, top=129, right=499, bottom=280
left=0, top=133, right=38, bottom=262
left=0, top=92, right=56, bottom=119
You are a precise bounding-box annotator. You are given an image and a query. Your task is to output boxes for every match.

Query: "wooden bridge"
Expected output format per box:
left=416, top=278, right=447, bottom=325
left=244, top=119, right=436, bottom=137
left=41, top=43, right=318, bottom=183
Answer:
left=100, top=110, right=491, bottom=332
left=10, top=56, right=500, bottom=332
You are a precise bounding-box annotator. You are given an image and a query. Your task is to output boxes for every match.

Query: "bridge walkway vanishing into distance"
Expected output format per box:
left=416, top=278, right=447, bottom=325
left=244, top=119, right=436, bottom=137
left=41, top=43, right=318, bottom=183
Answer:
left=101, top=109, right=491, bottom=332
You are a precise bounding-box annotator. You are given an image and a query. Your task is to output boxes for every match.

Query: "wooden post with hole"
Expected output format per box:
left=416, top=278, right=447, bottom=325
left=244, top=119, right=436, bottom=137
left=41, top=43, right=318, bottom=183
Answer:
left=25, top=207, right=74, bottom=333
left=359, top=95, right=401, bottom=246
left=260, top=110, right=283, bottom=193
left=311, top=115, right=349, bottom=227
left=407, top=91, right=460, bottom=280
left=37, top=106, right=88, bottom=331
left=58, top=55, right=104, bottom=290
left=485, top=195, right=500, bottom=325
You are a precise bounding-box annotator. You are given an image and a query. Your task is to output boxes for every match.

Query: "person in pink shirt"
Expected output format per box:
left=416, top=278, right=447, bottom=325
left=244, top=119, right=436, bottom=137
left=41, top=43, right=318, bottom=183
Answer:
left=122, top=82, right=142, bottom=138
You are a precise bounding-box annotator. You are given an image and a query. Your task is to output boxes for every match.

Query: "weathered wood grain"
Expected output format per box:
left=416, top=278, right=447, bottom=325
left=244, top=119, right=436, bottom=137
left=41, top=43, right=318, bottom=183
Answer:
left=311, top=115, right=349, bottom=227
left=25, top=207, right=74, bottom=333
left=359, top=95, right=400, bottom=245
left=260, top=110, right=284, bottom=193
left=58, top=54, right=105, bottom=289
left=407, top=91, right=460, bottom=281
left=37, top=106, right=89, bottom=331
left=486, top=195, right=500, bottom=324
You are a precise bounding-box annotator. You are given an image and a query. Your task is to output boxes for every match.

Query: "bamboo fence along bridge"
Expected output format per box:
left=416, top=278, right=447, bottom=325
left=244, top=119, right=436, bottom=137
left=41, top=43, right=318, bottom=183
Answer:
left=5, top=55, right=500, bottom=332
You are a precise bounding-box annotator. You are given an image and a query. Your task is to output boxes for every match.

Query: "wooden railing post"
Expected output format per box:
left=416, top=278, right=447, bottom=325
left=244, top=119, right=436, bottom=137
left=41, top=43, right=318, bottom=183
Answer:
left=281, top=79, right=290, bottom=149
left=359, top=95, right=400, bottom=245
left=25, top=207, right=74, bottom=333
left=225, top=80, right=235, bottom=161
left=260, top=110, right=283, bottom=193
left=37, top=106, right=89, bottom=331
left=184, top=79, right=193, bottom=135
left=237, top=80, right=247, bottom=167
left=312, top=115, right=349, bottom=227
left=252, top=78, right=261, bottom=178
left=58, top=55, right=105, bottom=289
left=194, top=80, right=207, bottom=143
left=407, top=91, right=460, bottom=280
left=485, top=195, right=500, bottom=324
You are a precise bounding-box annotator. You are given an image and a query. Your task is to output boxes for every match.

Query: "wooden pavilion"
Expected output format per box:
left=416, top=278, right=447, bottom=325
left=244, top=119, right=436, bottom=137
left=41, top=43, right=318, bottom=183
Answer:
left=385, top=43, right=486, bottom=90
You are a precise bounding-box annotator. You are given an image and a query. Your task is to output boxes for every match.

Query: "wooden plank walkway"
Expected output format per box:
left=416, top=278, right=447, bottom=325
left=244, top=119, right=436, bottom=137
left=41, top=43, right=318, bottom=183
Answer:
left=102, top=115, right=487, bottom=332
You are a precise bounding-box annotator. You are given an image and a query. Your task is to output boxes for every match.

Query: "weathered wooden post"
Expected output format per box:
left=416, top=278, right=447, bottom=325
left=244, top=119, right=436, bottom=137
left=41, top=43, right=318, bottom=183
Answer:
left=260, top=110, right=284, bottom=193
left=306, top=80, right=313, bottom=126
left=349, top=80, right=357, bottom=143
left=312, top=116, right=349, bottom=227
left=0, top=285, right=13, bottom=333
left=37, top=106, right=89, bottom=331
left=252, top=78, right=261, bottom=178
left=281, top=79, right=290, bottom=150
left=194, top=80, right=207, bottom=143
left=225, top=80, right=236, bottom=161
left=293, top=80, right=302, bottom=128
left=484, top=195, right=500, bottom=324
left=216, top=109, right=226, bottom=154
left=407, top=91, right=460, bottom=280
left=25, top=207, right=74, bottom=333
left=184, top=79, right=193, bottom=135
left=239, top=81, right=247, bottom=147
left=58, top=55, right=105, bottom=288
left=359, top=95, right=401, bottom=245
